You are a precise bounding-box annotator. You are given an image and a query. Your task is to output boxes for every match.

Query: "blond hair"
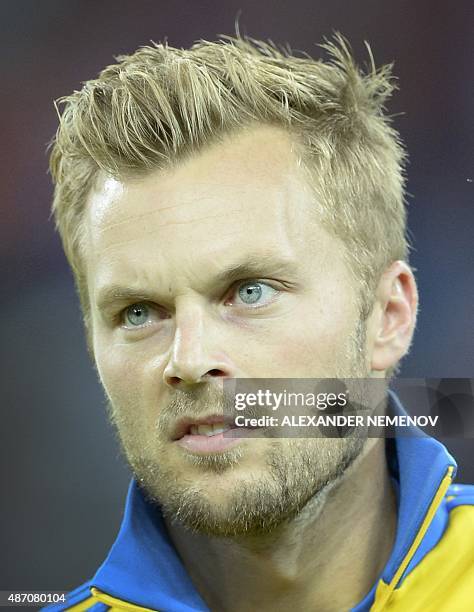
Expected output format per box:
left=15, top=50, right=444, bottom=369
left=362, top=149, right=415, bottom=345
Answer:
left=50, top=34, right=409, bottom=326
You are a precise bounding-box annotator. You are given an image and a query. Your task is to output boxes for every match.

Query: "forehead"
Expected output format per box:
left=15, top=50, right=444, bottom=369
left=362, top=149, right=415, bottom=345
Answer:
left=84, top=127, right=338, bottom=293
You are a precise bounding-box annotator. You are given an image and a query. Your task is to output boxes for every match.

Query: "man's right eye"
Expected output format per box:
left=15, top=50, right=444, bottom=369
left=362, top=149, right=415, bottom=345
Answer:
left=123, top=303, right=151, bottom=327
left=121, top=303, right=165, bottom=329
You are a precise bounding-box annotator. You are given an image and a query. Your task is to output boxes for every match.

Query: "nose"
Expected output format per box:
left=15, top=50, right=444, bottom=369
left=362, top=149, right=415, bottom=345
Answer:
left=163, top=302, right=233, bottom=388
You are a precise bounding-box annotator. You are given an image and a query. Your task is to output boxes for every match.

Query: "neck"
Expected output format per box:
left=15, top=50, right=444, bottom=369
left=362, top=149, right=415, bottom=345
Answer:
left=165, top=439, right=397, bottom=612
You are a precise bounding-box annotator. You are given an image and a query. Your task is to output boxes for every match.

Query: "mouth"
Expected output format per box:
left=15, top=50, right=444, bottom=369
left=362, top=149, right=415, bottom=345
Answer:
left=172, top=414, right=253, bottom=454
left=172, top=414, right=238, bottom=440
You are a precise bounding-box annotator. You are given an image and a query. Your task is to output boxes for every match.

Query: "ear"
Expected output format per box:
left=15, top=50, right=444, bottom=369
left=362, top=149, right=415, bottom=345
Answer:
left=369, top=261, right=419, bottom=372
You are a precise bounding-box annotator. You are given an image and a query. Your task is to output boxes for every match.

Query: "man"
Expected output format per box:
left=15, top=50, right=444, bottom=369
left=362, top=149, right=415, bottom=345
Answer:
left=45, top=35, right=473, bottom=611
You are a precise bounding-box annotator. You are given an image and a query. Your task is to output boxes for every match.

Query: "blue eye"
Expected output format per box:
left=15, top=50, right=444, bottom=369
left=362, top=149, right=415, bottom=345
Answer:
left=236, top=282, right=277, bottom=305
left=124, top=303, right=150, bottom=327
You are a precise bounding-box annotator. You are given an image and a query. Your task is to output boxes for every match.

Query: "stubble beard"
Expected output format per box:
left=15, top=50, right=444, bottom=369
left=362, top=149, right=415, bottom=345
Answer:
left=108, top=320, right=370, bottom=537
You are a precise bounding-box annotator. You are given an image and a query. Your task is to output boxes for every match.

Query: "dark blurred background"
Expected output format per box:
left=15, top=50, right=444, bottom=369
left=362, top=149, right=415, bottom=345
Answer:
left=1, top=0, right=472, bottom=592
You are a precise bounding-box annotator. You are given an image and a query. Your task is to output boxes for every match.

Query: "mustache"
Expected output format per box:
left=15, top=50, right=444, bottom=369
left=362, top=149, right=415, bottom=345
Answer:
left=157, top=384, right=285, bottom=437
left=157, top=385, right=235, bottom=434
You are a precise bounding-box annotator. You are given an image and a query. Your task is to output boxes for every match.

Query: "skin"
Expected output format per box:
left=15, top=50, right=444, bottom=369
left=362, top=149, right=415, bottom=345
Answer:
left=84, top=126, right=418, bottom=611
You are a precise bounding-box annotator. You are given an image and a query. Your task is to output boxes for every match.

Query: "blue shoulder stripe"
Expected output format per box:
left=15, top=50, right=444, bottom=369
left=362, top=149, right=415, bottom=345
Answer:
left=41, top=581, right=93, bottom=611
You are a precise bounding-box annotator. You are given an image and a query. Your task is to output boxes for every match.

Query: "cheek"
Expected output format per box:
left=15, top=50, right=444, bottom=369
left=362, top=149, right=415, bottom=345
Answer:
left=94, top=339, right=172, bottom=430
left=94, top=341, right=147, bottom=408
left=269, top=294, right=356, bottom=374
left=95, top=351, right=159, bottom=442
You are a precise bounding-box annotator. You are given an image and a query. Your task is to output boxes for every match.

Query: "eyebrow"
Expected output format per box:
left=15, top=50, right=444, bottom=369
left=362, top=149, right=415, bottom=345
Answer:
left=213, top=254, right=300, bottom=286
left=95, top=254, right=300, bottom=311
left=95, top=286, right=159, bottom=313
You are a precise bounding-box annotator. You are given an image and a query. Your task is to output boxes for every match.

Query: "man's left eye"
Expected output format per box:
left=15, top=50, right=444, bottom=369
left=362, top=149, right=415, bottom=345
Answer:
left=231, top=281, right=278, bottom=306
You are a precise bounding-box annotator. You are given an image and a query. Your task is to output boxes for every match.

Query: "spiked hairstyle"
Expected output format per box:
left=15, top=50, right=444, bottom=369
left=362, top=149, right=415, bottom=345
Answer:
left=50, top=34, right=409, bottom=330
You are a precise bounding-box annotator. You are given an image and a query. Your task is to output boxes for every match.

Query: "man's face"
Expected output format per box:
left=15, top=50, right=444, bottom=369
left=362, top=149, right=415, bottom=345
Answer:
left=85, top=127, right=370, bottom=535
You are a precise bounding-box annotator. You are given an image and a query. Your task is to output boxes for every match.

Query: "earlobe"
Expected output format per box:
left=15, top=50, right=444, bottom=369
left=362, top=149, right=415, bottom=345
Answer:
left=370, top=261, right=418, bottom=372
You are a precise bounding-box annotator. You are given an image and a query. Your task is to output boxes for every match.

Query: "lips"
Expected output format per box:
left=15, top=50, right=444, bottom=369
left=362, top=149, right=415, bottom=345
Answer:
left=172, top=414, right=237, bottom=441
left=172, top=414, right=246, bottom=454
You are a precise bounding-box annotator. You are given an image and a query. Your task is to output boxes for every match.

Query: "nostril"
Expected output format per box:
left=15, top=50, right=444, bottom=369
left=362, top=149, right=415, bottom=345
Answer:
left=164, top=367, right=230, bottom=386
